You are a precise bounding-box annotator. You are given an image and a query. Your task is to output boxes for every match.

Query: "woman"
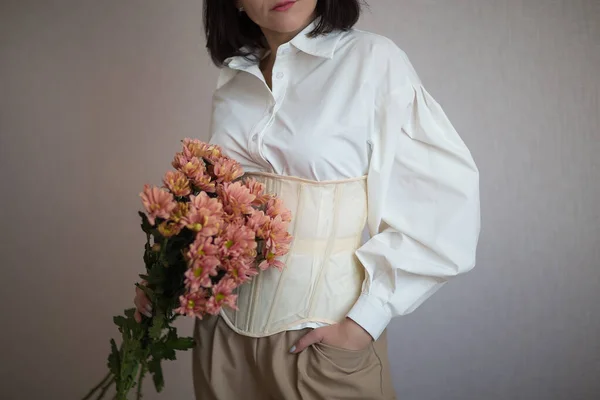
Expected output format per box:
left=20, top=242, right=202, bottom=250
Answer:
left=135, top=1, right=481, bottom=399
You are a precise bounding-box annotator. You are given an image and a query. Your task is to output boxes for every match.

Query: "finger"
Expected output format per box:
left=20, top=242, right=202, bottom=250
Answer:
left=290, top=329, right=324, bottom=354
left=137, top=307, right=151, bottom=318
left=141, top=302, right=152, bottom=317
left=134, top=309, right=142, bottom=323
left=138, top=295, right=152, bottom=312
left=134, top=296, right=152, bottom=318
left=136, top=286, right=152, bottom=309
left=136, top=283, right=148, bottom=298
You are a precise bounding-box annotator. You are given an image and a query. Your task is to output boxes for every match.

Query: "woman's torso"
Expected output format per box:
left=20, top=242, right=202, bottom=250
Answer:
left=208, top=27, right=405, bottom=182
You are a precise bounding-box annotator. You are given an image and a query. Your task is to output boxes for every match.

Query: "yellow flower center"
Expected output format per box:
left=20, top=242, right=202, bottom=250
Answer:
left=189, top=223, right=203, bottom=231
left=225, top=240, right=233, bottom=249
left=216, top=294, right=225, bottom=302
left=187, top=300, right=195, bottom=308
left=194, top=268, right=203, bottom=277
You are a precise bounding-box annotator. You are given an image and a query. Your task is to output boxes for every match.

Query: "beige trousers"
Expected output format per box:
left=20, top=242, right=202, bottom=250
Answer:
left=192, top=316, right=396, bottom=400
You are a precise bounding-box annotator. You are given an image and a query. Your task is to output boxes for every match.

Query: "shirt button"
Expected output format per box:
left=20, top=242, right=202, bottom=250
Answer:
left=251, top=134, right=258, bottom=142
left=276, top=72, right=284, bottom=79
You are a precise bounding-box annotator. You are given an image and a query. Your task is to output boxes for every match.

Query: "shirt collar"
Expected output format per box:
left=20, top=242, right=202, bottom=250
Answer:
left=288, top=18, right=343, bottom=59
left=224, top=18, right=343, bottom=70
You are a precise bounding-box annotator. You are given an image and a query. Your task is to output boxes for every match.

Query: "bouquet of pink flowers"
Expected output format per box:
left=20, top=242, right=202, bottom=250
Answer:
left=83, top=139, right=292, bottom=400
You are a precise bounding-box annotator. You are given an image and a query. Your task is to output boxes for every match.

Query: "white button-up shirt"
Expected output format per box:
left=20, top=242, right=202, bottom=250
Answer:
left=209, top=22, right=481, bottom=340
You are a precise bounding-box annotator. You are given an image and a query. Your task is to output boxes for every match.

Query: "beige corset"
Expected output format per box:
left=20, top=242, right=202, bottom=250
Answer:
left=220, top=172, right=368, bottom=337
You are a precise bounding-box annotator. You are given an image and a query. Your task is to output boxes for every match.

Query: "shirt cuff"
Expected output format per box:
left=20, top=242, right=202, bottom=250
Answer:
left=346, top=293, right=392, bottom=341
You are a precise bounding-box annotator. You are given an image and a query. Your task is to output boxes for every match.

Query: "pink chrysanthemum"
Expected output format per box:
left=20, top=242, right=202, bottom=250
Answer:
left=216, top=222, right=257, bottom=259
left=140, top=184, right=177, bottom=225
left=170, top=202, right=190, bottom=225
left=171, top=151, right=190, bottom=170
left=182, top=210, right=221, bottom=237
left=246, top=209, right=271, bottom=240
left=244, top=178, right=272, bottom=206
left=258, top=215, right=292, bottom=271
left=191, top=169, right=216, bottom=193
left=258, top=253, right=286, bottom=271
left=190, top=191, right=223, bottom=215
left=213, top=158, right=243, bottom=183
left=185, top=236, right=220, bottom=267
left=205, top=278, right=238, bottom=314
left=157, top=220, right=182, bottom=237
left=183, top=138, right=222, bottom=163
left=182, top=192, right=224, bottom=236
left=175, top=289, right=208, bottom=318
left=163, top=170, right=192, bottom=197
left=184, top=256, right=220, bottom=290
left=222, top=258, right=258, bottom=285
left=219, top=181, right=256, bottom=218
left=266, top=197, right=292, bottom=223
left=266, top=215, right=292, bottom=250
left=175, top=155, right=205, bottom=180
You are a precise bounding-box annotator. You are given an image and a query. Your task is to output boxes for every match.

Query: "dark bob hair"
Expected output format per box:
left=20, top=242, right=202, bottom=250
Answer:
left=203, top=0, right=364, bottom=66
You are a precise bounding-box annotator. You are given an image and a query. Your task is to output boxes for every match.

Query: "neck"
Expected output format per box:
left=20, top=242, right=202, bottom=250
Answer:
left=262, top=29, right=296, bottom=53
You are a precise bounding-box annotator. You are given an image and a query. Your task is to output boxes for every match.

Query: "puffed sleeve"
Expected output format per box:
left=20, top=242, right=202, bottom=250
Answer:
left=346, top=50, right=481, bottom=340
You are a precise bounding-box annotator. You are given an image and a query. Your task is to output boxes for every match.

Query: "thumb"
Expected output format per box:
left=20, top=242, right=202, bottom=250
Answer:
left=290, top=328, right=324, bottom=354
left=134, top=309, right=142, bottom=323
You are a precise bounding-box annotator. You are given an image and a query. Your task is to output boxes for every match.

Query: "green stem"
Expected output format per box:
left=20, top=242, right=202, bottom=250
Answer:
left=136, top=362, right=146, bottom=400
left=82, top=371, right=112, bottom=400
left=95, top=377, right=115, bottom=400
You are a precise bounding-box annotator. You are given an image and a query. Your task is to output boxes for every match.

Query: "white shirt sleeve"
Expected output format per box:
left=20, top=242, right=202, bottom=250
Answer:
left=346, top=61, right=481, bottom=340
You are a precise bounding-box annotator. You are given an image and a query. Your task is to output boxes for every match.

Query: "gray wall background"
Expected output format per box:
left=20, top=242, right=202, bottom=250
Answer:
left=0, top=1, right=598, bottom=399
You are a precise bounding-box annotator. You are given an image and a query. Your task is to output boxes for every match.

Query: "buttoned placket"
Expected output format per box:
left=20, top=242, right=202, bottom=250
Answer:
left=245, top=44, right=293, bottom=172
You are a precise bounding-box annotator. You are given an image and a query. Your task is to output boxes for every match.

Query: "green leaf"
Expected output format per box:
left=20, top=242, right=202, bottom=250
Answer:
left=139, top=211, right=153, bottom=234
left=113, top=316, right=128, bottom=328
left=133, top=342, right=148, bottom=361
left=148, top=314, right=165, bottom=340
left=143, top=249, right=152, bottom=269
left=149, top=341, right=175, bottom=361
left=148, top=358, right=165, bottom=392
left=107, top=339, right=121, bottom=377
left=163, top=347, right=177, bottom=361
left=165, top=329, right=195, bottom=351
left=146, top=259, right=167, bottom=286
left=124, top=308, right=137, bottom=320
left=168, top=337, right=195, bottom=351
left=158, top=238, right=169, bottom=264
left=123, top=308, right=144, bottom=334
left=149, top=341, right=166, bottom=359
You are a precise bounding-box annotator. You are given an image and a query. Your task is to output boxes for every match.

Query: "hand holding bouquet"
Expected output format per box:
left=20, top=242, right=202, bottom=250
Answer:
left=83, top=139, right=292, bottom=400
